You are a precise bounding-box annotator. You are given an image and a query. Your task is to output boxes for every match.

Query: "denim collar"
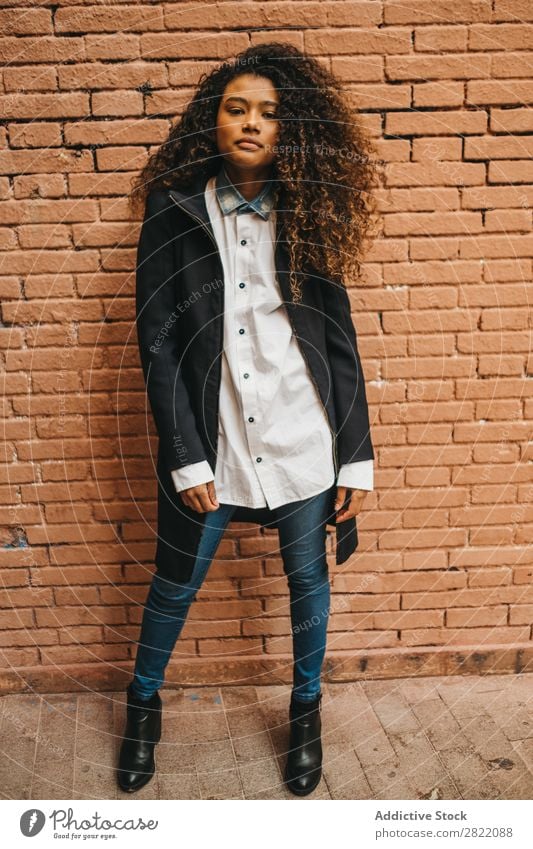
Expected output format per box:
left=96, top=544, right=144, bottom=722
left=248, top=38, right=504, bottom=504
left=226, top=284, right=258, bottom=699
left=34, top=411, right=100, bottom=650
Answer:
left=214, top=163, right=275, bottom=220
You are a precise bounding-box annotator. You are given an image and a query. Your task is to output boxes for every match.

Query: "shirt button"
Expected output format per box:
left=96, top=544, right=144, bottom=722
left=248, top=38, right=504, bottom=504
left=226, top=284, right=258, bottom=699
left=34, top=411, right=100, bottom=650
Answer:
left=248, top=416, right=254, bottom=423
left=239, top=282, right=245, bottom=288
left=240, top=239, right=247, bottom=246
left=243, top=373, right=249, bottom=379
left=239, top=328, right=245, bottom=334
left=256, top=457, right=262, bottom=463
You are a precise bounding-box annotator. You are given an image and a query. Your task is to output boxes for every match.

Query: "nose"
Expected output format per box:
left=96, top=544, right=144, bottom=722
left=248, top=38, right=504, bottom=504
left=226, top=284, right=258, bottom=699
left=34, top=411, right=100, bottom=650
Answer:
left=243, top=113, right=260, bottom=132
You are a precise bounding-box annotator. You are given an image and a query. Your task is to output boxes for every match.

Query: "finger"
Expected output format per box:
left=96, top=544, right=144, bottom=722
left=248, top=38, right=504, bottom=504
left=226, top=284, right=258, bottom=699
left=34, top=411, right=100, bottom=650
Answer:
left=195, top=489, right=210, bottom=512
left=351, top=491, right=367, bottom=516
left=334, top=485, right=347, bottom=511
left=199, top=488, right=219, bottom=512
left=207, top=481, right=219, bottom=508
left=189, top=493, right=203, bottom=513
left=336, top=507, right=355, bottom=523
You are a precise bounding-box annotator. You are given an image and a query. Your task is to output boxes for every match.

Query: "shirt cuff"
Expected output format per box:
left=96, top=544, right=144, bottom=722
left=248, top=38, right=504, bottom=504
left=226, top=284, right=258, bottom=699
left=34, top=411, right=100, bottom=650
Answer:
left=171, top=461, right=215, bottom=493
left=336, top=459, right=374, bottom=492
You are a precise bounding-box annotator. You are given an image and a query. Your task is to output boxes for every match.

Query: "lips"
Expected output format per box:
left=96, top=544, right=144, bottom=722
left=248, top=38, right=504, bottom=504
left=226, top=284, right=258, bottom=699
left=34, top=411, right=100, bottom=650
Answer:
left=236, top=139, right=262, bottom=149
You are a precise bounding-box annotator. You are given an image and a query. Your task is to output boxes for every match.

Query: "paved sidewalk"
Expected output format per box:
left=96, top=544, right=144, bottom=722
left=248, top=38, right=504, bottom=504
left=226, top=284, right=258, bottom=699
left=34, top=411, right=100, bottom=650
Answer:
left=1, top=674, right=531, bottom=800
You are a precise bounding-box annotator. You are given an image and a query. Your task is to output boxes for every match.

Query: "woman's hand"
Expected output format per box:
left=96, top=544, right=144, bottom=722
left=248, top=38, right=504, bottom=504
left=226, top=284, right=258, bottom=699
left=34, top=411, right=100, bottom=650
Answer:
left=334, top=486, right=368, bottom=522
left=180, top=481, right=219, bottom=513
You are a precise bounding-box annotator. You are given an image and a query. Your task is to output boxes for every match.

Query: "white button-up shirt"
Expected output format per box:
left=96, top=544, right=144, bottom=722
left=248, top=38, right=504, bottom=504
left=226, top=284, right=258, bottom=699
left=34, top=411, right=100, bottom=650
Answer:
left=171, top=166, right=373, bottom=506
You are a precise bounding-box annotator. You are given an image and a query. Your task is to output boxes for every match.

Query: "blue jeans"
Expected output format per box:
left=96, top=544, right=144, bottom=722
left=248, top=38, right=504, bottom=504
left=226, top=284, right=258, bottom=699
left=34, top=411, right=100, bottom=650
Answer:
left=130, top=486, right=333, bottom=703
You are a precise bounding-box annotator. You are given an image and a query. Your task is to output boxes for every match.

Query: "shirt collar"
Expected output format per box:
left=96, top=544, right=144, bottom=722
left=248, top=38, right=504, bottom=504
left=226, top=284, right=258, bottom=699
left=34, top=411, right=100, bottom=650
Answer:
left=214, top=163, right=275, bottom=220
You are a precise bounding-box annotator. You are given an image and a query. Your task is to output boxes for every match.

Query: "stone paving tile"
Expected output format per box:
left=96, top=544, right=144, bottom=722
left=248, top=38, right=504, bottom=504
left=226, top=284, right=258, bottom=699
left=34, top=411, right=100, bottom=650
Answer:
left=158, top=771, right=201, bottom=799
left=0, top=674, right=531, bottom=800
left=363, top=757, right=418, bottom=800
left=30, top=694, right=77, bottom=800
left=322, top=742, right=373, bottom=799
left=443, top=705, right=532, bottom=800
left=364, top=681, right=463, bottom=799
left=408, top=697, right=466, bottom=752
left=385, top=728, right=462, bottom=800
left=221, top=686, right=277, bottom=765
left=197, top=764, right=244, bottom=800
left=428, top=676, right=532, bottom=800
left=511, top=738, right=533, bottom=773
left=237, top=757, right=286, bottom=799
left=437, top=748, right=502, bottom=800
left=404, top=694, right=501, bottom=798
left=484, top=693, right=532, bottom=742
left=0, top=694, right=40, bottom=800
left=73, top=692, right=117, bottom=799
left=335, top=684, right=419, bottom=798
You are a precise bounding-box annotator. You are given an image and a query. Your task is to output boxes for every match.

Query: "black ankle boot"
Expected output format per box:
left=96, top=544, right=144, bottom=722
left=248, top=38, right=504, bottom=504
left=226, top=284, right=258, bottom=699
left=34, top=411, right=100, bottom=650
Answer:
left=117, top=684, right=162, bottom=793
left=284, top=692, right=323, bottom=796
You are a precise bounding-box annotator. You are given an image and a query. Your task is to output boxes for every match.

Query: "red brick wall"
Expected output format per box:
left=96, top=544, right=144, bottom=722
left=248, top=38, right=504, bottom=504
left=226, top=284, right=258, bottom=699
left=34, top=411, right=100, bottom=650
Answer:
left=1, top=1, right=532, bottom=693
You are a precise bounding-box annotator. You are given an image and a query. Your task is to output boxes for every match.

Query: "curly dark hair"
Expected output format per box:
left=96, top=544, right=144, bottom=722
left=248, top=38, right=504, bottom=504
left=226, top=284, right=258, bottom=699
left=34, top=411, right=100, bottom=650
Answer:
left=130, top=41, right=381, bottom=302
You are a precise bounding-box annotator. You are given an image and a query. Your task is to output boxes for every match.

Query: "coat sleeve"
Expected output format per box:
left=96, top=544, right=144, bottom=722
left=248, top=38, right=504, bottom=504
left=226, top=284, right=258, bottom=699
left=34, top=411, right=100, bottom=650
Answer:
left=321, top=278, right=374, bottom=465
left=135, top=190, right=208, bottom=473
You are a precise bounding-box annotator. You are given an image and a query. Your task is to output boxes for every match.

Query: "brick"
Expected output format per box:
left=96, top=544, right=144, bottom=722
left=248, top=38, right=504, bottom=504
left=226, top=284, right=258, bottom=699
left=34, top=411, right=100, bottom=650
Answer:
left=415, top=25, right=468, bottom=52
left=0, top=93, right=88, bottom=121
left=387, top=54, right=490, bottom=80
left=402, top=626, right=529, bottom=646
left=55, top=6, right=165, bottom=33
left=467, top=79, right=533, bottom=106
left=387, top=260, right=481, bottom=285
left=510, top=605, right=533, bottom=625
left=484, top=207, right=531, bottom=234
left=331, top=56, right=384, bottom=82
left=386, top=162, right=485, bottom=187
left=306, top=27, right=412, bottom=55
left=347, top=83, right=411, bottom=110
left=413, top=82, right=465, bottom=107
left=384, top=1, right=492, bottom=25
left=492, top=1, right=533, bottom=21
left=412, top=137, right=463, bottom=160
left=57, top=62, right=168, bottom=91
left=468, top=24, right=533, bottom=51
left=0, top=9, right=52, bottom=35
left=462, top=185, right=533, bottom=209
left=491, top=108, right=533, bottom=133
left=459, top=234, right=533, bottom=258
left=488, top=160, right=533, bottom=184
left=378, top=188, right=460, bottom=212
left=492, top=52, right=533, bottom=78
left=91, top=91, right=143, bottom=117
left=384, top=211, right=482, bottom=236
left=3, top=66, right=56, bottom=92
left=386, top=110, right=487, bottom=136
left=446, top=606, right=508, bottom=627
left=198, top=637, right=263, bottom=655
left=465, top=136, right=533, bottom=160
left=402, top=586, right=530, bottom=610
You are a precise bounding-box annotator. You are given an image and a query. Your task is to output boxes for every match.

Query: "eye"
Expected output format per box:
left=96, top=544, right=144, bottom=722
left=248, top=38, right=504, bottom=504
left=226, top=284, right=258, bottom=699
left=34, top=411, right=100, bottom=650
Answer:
left=227, top=107, right=243, bottom=115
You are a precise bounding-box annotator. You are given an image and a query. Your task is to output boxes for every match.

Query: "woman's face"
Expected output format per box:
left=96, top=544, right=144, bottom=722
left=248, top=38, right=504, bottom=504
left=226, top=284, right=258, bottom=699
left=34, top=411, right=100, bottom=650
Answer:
left=214, top=73, right=280, bottom=174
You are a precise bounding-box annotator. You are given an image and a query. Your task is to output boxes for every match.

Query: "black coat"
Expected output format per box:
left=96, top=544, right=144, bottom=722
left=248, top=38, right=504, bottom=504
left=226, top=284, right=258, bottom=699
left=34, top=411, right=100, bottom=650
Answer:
left=135, top=173, right=374, bottom=584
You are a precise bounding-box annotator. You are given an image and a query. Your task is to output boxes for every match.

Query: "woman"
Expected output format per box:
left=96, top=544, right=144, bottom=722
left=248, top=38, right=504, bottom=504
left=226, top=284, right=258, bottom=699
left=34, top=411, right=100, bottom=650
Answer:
left=118, top=42, right=378, bottom=797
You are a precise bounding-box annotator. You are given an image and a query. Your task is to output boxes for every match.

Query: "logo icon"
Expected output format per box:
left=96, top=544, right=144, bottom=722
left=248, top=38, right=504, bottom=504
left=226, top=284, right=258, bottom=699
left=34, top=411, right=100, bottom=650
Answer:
left=20, top=810, right=46, bottom=837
